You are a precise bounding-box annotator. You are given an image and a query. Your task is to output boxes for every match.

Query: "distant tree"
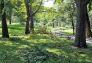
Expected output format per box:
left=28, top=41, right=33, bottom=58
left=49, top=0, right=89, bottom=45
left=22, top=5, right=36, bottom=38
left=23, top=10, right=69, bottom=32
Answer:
left=24, top=0, right=43, bottom=34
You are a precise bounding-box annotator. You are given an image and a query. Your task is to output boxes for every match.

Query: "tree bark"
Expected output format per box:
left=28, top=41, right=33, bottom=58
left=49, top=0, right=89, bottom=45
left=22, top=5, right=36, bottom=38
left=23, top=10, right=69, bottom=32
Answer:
left=74, top=0, right=88, bottom=48
left=71, top=17, right=75, bottom=35
left=85, top=6, right=92, bottom=38
left=25, top=0, right=34, bottom=34
left=25, top=16, right=30, bottom=34
left=25, top=0, right=43, bottom=34
left=69, top=13, right=75, bottom=35
left=1, top=0, right=9, bottom=38
left=25, top=0, right=30, bottom=34
left=29, top=15, right=34, bottom=34
left=9, top=17, right=12, bottom=24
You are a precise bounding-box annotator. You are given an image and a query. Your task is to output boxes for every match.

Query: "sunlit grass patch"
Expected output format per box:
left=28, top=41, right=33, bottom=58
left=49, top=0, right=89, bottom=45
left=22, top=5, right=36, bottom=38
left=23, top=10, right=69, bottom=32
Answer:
left=46, top=48, right=66, bottom=55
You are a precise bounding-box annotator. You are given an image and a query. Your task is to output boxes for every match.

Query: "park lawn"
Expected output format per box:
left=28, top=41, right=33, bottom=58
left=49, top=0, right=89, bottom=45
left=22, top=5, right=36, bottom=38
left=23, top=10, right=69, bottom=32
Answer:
left=0, top=24, right=92, bottom=63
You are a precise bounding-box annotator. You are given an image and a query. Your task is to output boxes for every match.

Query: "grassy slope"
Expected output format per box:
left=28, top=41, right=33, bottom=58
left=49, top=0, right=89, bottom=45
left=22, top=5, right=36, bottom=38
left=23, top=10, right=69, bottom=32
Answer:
left=0, top=24, right=92, bottom=63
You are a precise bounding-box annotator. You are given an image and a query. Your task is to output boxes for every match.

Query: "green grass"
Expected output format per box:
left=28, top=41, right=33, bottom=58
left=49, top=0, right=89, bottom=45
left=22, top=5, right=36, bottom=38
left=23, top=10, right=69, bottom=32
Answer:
left=0, top=24, right=92, bottom=63
left=51, top=27, right=74, bottom=35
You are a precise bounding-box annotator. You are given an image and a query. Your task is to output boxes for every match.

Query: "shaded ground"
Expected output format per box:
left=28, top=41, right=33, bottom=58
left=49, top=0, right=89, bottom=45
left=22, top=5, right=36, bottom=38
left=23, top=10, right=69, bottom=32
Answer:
left=0, top=24, right=92, bottom=63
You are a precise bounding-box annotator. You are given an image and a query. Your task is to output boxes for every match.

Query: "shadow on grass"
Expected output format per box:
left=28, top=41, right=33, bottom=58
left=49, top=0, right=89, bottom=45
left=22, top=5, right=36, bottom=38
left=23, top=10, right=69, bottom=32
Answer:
left=0, top=36, right=31, bottom=63
left=0, top=34, right=92, bottom=63
left=0, top=24, right=25, bottom=36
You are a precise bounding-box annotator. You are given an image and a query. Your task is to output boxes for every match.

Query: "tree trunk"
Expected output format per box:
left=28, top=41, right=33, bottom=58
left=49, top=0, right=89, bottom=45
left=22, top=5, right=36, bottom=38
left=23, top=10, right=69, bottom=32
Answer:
left=25, top=0, right=34, bottom=34
left=29, top=4, right=34, bottom=34
left=1, top=0, right=9, bottom=38
left=71, top=17, right=75, bottom=35
left=29, top=15, right=34, bottom=34
left=25, top=16, right=30, bottom=34
left=2, top=12, right=9, bottom=38
left=25, top=0, right=42, bottom=34
left=9, top=8, right=12, bottom=25
left=52, top=22, right=54, bottom=28
left=74, top=0, right=88, bottom=48
left=69, top=13, right=75, bottom=35
left=25, top=0, right=30, bottom=34
left=85, top=6, right=92, bottom=38
left=9, top=17, right=12, bottom=24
